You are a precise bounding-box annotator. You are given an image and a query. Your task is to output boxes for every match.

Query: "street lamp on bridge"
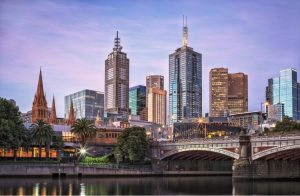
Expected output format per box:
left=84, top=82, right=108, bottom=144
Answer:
left=198, top=117, right=207, bottom=139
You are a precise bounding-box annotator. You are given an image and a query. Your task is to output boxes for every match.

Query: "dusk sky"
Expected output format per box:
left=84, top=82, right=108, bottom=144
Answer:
left=1, top=0, right=300, bottom=117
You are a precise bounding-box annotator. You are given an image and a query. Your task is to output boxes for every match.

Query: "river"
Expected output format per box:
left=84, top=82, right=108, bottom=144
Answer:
left=0, top=176, right=299, bottom=195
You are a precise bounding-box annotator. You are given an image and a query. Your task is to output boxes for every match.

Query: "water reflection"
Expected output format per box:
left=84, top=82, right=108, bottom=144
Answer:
left=0, top=177, right=299, bottom=195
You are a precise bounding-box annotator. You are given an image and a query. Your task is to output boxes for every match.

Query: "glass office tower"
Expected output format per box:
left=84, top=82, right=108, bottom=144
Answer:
left=65, top=89, right=104, bottom=120
left=267, top=68, right=300, bottom=120
left=169, top=17, right=202, bottom=124
left=129, top=85, right=146, bottom=116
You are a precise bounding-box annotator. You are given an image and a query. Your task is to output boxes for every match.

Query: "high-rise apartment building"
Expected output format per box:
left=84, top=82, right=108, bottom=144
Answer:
left=129, top=85, right=146, bottom=116
left=266, top=68, right=300, bottom=120
left=105, top=31, right=130, bottom=117
left=209, top=68, right=248, bottom=117
left=65, top=89, right=104, bottom=120
left=169, top=17, right=202, bottom=124
left=148, top=87, right=167, bottom=125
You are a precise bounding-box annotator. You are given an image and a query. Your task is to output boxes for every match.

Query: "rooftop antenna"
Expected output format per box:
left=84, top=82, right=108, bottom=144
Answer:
left=182, top=15, right=188, bottom=47
left=113, top=30, right=122, bottom=52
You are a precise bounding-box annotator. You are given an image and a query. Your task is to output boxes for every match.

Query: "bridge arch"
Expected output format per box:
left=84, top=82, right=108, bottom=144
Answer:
left=252, top=144, right=300, bottom=160
left=160, top=147, right=239, bottom=160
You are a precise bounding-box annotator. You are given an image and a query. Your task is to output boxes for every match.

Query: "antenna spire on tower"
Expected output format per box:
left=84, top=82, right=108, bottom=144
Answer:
left=182, top=15, right=188, bottom=47
left=113, top=30, right=122, bottom=52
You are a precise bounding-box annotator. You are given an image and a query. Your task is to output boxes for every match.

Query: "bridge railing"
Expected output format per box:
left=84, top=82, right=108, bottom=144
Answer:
left=251, top=134, right=300, bottom=141
left=157, top=137, right=239, bottom=145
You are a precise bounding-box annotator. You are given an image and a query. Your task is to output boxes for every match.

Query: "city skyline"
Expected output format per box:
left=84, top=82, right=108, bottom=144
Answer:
left=1, top=0, right=300, bottom=117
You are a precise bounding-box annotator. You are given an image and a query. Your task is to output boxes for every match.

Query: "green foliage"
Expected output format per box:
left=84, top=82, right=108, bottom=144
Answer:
left=114, top=127, right=149, bottom=163
left=70, top=118, right=96, bottom=145
left=30, top=119, right=54, bottom=158
left=0, top=98, right=31, bottom=160
left=273, top=116, right=300, bottom=132
left=82, top=155, right=109, bottom=164
left=31, top=120, right=54, bottom=146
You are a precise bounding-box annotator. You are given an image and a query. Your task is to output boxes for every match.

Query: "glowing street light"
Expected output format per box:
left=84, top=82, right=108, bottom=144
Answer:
left=79, top=148, right=86, bottom=156
left=197, top=117, right=207, bottom=138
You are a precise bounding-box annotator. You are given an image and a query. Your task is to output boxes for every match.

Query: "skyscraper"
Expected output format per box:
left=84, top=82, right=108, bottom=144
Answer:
left=209, top=68, right=229, bottom=117
left=266, top=68, right=300, bottom=120
left=228, top=73, right=248, bottom=115
left=65, top=89, right=104, bottom=120
left=147, top=87, right=167, bottom=125
left=105, top=31, right=130, bottom=118
left=146, top=75, right=164, bottom=93
left=32, top=68, right=48, bottom=123
left=209, top=68, right=248, bottom=117
left=169, top=17, right=202, bottom=124
left=129, top=85, right=146, bottom=116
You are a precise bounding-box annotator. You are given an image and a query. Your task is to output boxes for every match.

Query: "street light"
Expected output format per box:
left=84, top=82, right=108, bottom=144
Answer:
left=260, top=101, right=269, bottom=132
left=198, top=117, right=207, bottom=138
left=79, top=148, right=86, bottom=156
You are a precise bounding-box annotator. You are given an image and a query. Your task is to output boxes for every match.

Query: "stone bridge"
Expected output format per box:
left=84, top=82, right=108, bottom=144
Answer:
left=151, top=135, right=300, bottom=161
left=151, top=133, right=300, bottom=178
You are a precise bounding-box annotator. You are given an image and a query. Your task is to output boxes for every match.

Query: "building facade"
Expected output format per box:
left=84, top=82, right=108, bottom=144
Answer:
left=105, top=31, right=130, bottom=118
left=147, top=87, right=167, bottom=125
left=209, top=68, right=229, bottom=117
left=64, top=89, right=104, bottom=120
left=32, top=69, right=48, bottom=123
left=129, top=85, right=146, bottom=116
left=209, top=68, right=248, bottom=117
left=266, top=68, right=300, bottom=120
left=268, top=103, right=284, bottom=122
left=229, top=111, right=261, bottom=130
left=228, top=73, right=248, bottom=115
left=169, top=18, right=202, bottom=124
left=146, top=75, right=164, bottom=94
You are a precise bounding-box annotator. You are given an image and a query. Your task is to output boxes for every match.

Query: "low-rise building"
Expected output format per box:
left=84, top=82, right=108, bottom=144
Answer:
left=229, top=111, right=261, bottom=130
left=268, top=103, right=284, bottom=122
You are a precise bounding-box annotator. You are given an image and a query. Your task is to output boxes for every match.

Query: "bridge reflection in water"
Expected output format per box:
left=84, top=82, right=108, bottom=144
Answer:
left=0, top=177, right=300, bottom=195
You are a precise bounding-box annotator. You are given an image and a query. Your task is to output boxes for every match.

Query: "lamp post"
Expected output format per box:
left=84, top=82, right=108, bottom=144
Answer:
left=260, top=101, right=269, bottom=132
left=198, top=117, right=207, bottom=138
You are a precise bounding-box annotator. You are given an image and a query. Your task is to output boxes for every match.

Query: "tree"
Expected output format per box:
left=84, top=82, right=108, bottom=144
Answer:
left=114, top=127, right=149, bottom=163
left=31, top=119, right=54, bottom=158
left=273, top=116, right=300, bottom=132
left=0, top=98, right=29, bottom=161
left=52, top=134, right=64, bottom=162
left=70, top=118, right=96, bottom=145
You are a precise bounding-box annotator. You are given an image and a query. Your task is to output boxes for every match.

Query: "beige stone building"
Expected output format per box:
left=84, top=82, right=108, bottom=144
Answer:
left=147, top=87, right=167, bottom=125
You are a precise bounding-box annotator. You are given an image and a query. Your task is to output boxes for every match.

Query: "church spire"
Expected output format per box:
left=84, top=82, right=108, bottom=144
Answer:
left=68, top=100, right=75, bottom=126
left=182, top=15, right=188, bottom=47
left=50, top=95, right=57, bottom=124
left=37, top=67, right=45, bottom=97
left=32, top=68, right=48, bottom=123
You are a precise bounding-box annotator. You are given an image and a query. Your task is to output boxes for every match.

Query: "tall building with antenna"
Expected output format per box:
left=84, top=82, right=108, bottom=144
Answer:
left=169, top=16, right=202, bottom=124
left=105, top=31, right=130, bottom=118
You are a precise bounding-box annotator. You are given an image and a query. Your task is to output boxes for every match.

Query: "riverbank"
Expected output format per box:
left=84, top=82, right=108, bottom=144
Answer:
left=0, top=163, right=232, bottom=177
